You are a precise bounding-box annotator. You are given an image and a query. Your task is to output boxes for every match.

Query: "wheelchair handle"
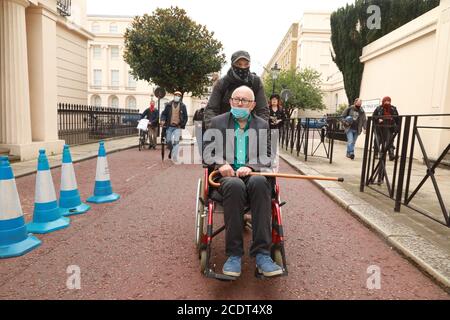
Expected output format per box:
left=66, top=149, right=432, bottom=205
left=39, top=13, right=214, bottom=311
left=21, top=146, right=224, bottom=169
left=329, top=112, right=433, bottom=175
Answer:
left=208, top=170, right=344, bottom=188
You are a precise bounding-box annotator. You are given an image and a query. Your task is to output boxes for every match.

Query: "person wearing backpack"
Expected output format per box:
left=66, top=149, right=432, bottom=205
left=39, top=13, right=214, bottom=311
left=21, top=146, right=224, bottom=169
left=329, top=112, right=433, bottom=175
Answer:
left=203, top=50, right=269, bottom=129
left=342, top=98, right=367, bottom=160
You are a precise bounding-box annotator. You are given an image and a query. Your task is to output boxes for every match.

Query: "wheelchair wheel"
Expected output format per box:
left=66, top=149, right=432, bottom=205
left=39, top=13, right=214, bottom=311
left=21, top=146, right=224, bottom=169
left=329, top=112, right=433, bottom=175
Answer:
left=195, top=178, right=205, bottom=248
left=271, top=247, right=283, bottom=268
left=199, top=249, right=207, bottom=273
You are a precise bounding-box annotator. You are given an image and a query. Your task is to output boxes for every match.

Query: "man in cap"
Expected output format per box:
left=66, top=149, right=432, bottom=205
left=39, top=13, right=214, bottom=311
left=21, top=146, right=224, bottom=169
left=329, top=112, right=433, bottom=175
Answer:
left=203, top=50, right=269, bottom=130
left=160, top=91, right=188, bottom=161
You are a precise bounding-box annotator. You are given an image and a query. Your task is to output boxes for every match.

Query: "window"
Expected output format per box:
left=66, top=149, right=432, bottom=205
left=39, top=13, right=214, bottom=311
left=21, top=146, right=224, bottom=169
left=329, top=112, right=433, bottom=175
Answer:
left=128, top=72, right=136, bottom=88
left=110, top=46, right=119, bottom=60
left=109, top=23, right=118, bottom=33
left=91, top=95, right=101, bottom=106
left=110, top=96, right=119, bottom=108
left=111, top=70, right=119, bottom=87
left=93, top=46, right=101, bottom=59
left=127, top=96, right=136, bottom=109
left=93, top=69, right=102, bottom=86
left=91, top=23, right=100, bottom=33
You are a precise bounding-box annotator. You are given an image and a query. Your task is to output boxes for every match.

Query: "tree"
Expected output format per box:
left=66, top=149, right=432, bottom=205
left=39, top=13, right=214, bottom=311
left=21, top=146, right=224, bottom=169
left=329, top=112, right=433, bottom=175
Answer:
left=263, top=68, right=326, bottom=117
left=124, top=6, right=226, bottom=96
left=331, top=0, right=440, bottom=104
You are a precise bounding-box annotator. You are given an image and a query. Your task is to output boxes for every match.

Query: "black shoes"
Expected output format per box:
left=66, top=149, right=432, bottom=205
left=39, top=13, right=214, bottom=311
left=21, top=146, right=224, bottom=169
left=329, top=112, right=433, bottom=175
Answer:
left=347, top=153, right=355, bottom=160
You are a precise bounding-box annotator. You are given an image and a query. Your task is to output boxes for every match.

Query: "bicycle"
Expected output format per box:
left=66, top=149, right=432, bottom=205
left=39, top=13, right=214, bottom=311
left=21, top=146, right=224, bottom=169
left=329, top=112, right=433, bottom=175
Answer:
left=138, top=128, right=148, bottom=151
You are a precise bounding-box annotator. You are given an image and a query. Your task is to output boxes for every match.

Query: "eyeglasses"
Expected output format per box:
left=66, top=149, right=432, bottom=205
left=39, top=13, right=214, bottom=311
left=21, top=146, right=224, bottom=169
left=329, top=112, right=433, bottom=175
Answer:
left=230, top=97, right=254, bottom=106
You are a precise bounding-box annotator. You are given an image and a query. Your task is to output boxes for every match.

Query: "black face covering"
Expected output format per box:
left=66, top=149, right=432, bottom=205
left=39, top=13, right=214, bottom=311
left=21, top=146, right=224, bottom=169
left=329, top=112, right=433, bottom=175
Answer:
left=232, top=66, right=250, bottom=80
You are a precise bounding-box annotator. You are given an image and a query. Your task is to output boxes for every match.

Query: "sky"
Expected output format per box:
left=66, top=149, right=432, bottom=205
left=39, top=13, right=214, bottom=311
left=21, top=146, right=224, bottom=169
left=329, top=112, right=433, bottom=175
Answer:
left=86, top=0, right=354, bottom=76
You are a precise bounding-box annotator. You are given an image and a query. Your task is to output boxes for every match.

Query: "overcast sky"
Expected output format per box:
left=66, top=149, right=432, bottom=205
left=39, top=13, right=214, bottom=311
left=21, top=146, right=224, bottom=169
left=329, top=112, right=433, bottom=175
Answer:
left=87, top=0, right=353, bottom=76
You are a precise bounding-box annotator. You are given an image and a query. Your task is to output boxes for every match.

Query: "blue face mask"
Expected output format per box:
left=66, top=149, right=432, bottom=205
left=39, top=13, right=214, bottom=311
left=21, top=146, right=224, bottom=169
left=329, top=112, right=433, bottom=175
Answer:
left=231, top=107, right=250, bottom=119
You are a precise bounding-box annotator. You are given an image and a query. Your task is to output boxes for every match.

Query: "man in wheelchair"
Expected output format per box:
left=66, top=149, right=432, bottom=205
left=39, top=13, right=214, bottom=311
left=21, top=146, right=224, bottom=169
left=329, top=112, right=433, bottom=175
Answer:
left=203, top=86, right=282, bottom=278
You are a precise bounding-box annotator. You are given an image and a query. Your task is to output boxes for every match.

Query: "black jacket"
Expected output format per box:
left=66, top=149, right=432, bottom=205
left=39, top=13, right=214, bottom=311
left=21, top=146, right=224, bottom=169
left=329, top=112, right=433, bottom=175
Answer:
left=372, top=105, right=400, bottom=128
left=140, top=108, right=159, bottom=126
left=204, top=68, right=269, bottom=129
left=160, top=101, right=188, bottom=129
left=269, top=107, right=287, bottom=130
left=203, top=112, right=273, bottom=172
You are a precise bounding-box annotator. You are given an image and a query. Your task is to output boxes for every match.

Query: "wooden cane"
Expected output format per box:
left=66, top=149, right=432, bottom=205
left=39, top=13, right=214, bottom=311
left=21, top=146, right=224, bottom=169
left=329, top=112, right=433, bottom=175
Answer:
left=208, top=170, right=344, bottom=188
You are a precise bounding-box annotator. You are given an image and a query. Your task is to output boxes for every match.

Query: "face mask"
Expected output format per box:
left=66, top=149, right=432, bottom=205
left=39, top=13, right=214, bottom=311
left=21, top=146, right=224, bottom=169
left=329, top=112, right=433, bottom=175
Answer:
left=232, top=66, right=250, bottom=80
left=231, top=107, right=250, bottom=119
left=174, top=96, right=181, bottom=103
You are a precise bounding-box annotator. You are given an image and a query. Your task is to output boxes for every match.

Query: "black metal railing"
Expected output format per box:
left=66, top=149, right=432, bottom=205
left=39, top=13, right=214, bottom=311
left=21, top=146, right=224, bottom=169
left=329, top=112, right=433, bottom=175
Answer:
left=280, top=117, right=335, bottom=163
left=57, top=0, right=71, bottom=16
left=361, top=113, right=450, bottom=227
left=57, top=103, right=140, bottom=145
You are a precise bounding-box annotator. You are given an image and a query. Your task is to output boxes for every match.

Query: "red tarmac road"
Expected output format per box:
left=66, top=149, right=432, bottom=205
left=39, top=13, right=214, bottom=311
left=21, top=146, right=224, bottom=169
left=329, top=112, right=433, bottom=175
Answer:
left=0, top=147, right=448, bottom=299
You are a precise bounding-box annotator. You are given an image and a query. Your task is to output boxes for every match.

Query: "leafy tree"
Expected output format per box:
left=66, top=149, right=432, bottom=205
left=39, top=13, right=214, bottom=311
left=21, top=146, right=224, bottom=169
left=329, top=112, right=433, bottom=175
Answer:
left=331, top=0, right=440, bottom=104
left=124, top=6, right=226, bottom=96
left=263, top=68, right=326, bottom=117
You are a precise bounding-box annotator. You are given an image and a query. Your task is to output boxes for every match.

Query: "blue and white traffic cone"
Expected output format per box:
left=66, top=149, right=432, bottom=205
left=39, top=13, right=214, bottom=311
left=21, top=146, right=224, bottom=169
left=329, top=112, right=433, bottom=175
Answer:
left=59, top=145, right=90, bottom=216
left=87, top=141, right=120, bottom=204
left=0, top=156, right=41, bottom=258
left=27, top=150, right=70, bottom=234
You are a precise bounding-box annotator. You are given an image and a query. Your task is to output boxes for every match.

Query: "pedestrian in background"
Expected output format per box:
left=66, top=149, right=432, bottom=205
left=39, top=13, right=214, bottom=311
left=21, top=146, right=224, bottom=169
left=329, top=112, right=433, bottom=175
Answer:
left=160, top=91, right=188, bottom=161
left=140, top=100, right=159, bottom=149
left=342, top=98, right=367, bottom=160
left=373, top=96, right=400, bottom=161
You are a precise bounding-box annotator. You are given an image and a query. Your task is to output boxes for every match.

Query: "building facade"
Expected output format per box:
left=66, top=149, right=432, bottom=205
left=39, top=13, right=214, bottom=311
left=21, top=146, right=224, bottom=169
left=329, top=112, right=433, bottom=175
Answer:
left=264, top=12, right=347, bottom=117
left=0, top=0, right=93, bottom=160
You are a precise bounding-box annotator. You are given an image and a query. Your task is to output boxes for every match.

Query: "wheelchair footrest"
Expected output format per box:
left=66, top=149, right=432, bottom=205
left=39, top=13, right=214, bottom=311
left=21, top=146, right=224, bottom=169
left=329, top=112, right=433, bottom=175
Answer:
left=205, top=269, right=237, bottom=282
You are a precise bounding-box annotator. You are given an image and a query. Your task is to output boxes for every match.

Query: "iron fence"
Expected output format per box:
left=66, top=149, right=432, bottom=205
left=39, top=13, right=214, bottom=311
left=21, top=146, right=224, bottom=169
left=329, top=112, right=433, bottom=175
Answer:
left=280, top=117, right=335, bottom=163
left=360, top=114, right=450, bottom=227
left=57, top=103, right=140, bottom=145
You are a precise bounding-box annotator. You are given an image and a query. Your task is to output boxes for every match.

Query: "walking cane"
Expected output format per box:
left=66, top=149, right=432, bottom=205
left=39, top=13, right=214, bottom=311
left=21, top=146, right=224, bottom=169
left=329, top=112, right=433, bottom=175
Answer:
left=208, top=170, right=344, bottom=188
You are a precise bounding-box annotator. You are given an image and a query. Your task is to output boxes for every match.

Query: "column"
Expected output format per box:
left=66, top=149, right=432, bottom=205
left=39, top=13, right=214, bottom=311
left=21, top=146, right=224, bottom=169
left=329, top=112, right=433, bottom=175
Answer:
left=0, top=0, right=32, bottom=146
left=26, top=5, right=59, bottom=141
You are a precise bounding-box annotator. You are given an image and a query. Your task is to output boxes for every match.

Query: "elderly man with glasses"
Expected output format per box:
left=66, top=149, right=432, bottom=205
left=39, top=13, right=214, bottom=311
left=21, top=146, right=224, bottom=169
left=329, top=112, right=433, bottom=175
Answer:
left=203, top=85, right=282, bottom=278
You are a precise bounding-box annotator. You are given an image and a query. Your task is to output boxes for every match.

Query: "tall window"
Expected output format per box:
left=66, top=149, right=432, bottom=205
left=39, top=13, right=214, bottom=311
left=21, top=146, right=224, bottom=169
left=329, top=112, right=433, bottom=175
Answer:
left=110, top=96, right=119, bottom=108
left=91, top=22, right=100, bottom=33
left=128, top=72, right=136, bottom=88
left=111, top=70, right=119, bottom=87
left=126, top=96, right=137, bottom=109
left=93, top=69, right=102, bottom=86
left=109, top=23, right=118, bottom=33
left=93, top=46, right=101, bottom=59
left=110, top=46, right=119, bottom=60
left=91, top=95, right=102, bottom=106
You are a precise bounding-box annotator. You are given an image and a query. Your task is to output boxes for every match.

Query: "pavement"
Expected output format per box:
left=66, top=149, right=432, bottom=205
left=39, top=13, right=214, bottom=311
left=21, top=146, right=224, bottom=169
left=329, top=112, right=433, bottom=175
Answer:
left=278, top=139, right=450, bottom=290
left=1, top=141, right=448, bottom=299
left=3, top=135, right=449, bottom=297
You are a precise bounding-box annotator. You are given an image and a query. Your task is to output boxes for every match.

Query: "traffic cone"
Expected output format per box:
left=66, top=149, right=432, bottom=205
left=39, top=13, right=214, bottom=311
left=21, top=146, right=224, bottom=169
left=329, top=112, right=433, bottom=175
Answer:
left=27, top=150, right=70, bottom=234
left=87, top=141, right=120, bottom=204
left=0, top=156, right=41, bottom=258
left=59, top=145, right=90, bottom=216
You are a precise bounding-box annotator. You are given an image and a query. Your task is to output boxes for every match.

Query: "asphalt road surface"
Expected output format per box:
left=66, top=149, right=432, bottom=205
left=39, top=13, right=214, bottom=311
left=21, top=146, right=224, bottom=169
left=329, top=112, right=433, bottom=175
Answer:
left=0, top=146, right=448, bottom=299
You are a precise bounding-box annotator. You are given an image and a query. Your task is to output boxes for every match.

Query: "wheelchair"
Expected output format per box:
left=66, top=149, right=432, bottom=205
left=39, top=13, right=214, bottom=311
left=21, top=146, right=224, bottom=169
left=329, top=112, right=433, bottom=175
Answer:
left=194, top=166, right=288, bottom=281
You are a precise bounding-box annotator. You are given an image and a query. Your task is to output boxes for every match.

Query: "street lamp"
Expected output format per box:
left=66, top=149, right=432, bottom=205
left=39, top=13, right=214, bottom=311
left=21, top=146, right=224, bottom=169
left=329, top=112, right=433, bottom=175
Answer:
left=271, top=63, right=281, bottom=95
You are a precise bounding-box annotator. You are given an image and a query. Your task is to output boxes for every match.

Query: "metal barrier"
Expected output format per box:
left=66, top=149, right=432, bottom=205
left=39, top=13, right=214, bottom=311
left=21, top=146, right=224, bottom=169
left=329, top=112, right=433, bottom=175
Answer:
left=57, top=103, right=140, bottom=145
left=360, top=114, right=450, bottom=227
left=280, top=117, right=335, bottom=163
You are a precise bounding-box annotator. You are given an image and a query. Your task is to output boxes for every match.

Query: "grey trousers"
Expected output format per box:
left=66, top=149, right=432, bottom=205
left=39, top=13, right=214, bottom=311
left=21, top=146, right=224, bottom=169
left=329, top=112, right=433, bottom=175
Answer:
left=219, top=175, right=272, bottom=257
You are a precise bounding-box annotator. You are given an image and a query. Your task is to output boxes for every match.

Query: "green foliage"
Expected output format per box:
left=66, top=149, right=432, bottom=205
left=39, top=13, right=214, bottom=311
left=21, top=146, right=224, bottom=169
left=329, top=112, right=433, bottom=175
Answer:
left=263, top=68, right=325, bottom=117
left=331, top=0, right=440, bottom=104
left=335, top=103, right=349, bottom=116
left=124, top=6, right=226, bottom=96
